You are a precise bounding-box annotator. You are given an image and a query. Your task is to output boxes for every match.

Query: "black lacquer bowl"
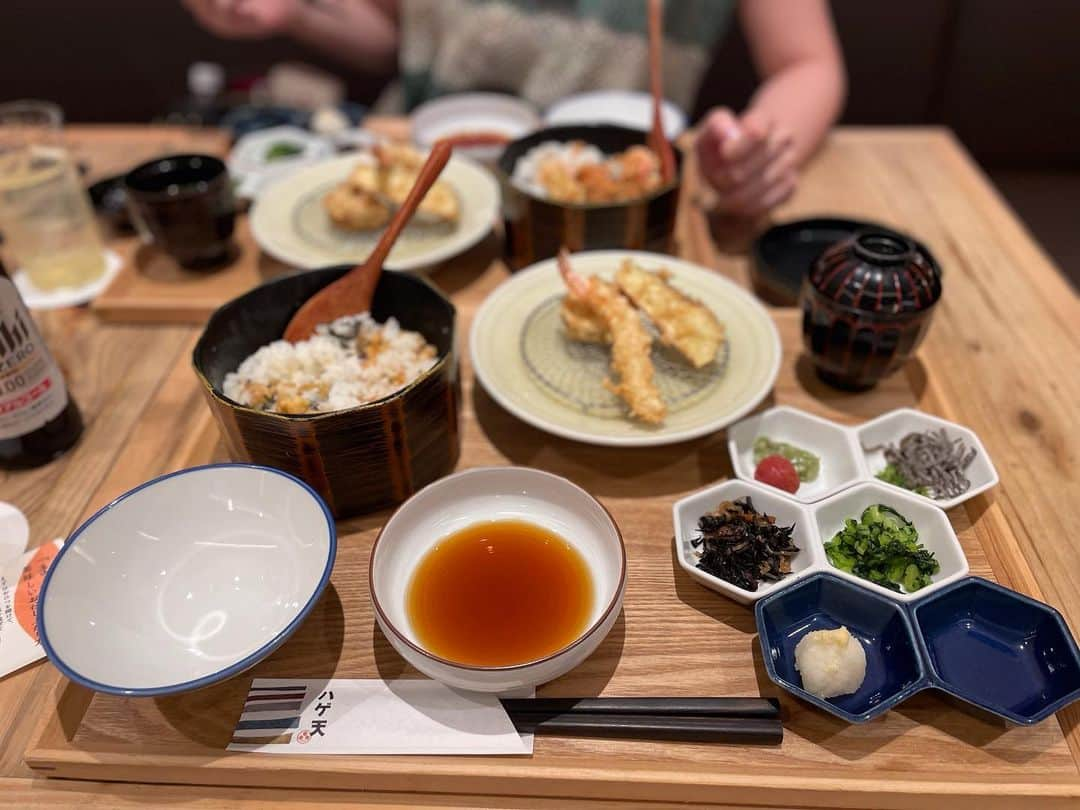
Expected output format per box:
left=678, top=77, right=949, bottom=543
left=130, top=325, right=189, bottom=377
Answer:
left=497, top=124, right=682, bottom=268
left=801, top=230, right=942, bottom=390
left=193, top=267, right=460, bottom=518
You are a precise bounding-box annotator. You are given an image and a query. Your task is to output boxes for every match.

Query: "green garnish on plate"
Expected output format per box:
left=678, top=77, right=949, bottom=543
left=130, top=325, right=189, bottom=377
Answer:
left=824, top=504, right=939, bottom=592
left=265, top=141, right=304, bottom=161
left=876, top=463, right=929, bottom=497
left=753, top=436, right=820, bottom=482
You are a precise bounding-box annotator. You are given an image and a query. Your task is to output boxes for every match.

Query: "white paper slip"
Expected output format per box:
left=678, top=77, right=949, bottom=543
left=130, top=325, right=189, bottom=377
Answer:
left=228, top=678, right=534, bottom=755
left=0, top=539, right=63, bottom=680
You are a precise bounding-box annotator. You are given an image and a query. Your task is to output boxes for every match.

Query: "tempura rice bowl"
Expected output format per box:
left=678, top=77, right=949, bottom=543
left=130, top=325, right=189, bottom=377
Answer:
left=193, top=266, right=459, bottom=518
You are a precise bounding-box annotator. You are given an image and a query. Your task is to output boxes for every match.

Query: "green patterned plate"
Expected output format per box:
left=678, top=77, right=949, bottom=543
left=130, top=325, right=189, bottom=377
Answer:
left=470, top=251, right=781, bottom=447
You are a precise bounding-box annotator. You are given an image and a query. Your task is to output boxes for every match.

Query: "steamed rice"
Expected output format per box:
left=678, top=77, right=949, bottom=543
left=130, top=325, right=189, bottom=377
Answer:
left=223, top=313, right=437, bottom=414
left=511, top=140, right=606, bottom=197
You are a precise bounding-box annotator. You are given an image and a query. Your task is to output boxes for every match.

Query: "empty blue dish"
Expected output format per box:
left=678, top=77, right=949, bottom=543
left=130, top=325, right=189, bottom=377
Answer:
left=755, top=572, right=927, bottom=723
left=912, top=577, right=1080, bottom=725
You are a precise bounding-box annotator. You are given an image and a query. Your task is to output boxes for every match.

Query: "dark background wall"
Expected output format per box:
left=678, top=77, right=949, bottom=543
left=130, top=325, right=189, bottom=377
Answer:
left=4, top=0, right=1078, bottom=170
left=2, top=0, right=1078, bottom=281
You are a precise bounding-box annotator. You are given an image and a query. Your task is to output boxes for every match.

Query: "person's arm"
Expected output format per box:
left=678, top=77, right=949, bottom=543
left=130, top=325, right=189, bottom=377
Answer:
left=182, top=0, right=400, bottom=74
left=696, top=0, right=845, bottom=217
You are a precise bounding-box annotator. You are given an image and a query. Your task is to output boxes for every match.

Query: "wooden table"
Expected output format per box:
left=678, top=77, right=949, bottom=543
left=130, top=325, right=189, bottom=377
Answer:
left=1, top=124, right=1078, bottom=808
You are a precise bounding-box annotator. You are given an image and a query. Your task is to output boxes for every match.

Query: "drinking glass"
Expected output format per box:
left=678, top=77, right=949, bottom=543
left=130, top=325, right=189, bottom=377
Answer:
left=0, top=100, right=106, bottom=291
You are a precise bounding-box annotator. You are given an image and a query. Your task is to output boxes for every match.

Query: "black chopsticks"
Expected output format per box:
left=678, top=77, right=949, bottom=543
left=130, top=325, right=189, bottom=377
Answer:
left=501, top=697, right=782, bottom=745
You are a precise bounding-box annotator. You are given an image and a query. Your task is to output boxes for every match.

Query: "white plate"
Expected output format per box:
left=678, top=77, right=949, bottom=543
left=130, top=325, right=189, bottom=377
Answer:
left=227, top=125, right=335, bottom=200
left=545, top=91, right=687, bottom=140
left=412, top=92, right=539, bottom=163
left=249, top=152, right=499, bottom=272
left=470, top=250, right=781, bottom=447
left=13, top=249, right=122, bottom=310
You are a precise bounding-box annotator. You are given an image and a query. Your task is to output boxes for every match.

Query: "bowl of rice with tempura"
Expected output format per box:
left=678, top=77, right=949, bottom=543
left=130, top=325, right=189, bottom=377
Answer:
left=497, top=123, right=682, bottom=268
left=193, top=266, right=459, bottom=518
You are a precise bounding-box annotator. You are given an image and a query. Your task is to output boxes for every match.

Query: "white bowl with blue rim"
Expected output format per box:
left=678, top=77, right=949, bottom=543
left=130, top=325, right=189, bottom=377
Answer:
left=38, top=464, right=336, bottom=697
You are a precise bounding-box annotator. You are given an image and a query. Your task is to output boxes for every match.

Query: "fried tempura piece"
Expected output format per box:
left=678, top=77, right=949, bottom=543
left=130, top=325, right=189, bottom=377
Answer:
left=346, top=161, right=380, bottom=194
left=558, top=250, right=666, bottom=424
left=373, top=141, right=424, bottom=171
left=614, top=260, right=725, bottom=368
left=383, top=166, right=461, bottom=223
left=537, top=158, right=585, bottom=204
left=323, top=185, right=391, bottom=231
left=560, top=296, right=610, bottom=343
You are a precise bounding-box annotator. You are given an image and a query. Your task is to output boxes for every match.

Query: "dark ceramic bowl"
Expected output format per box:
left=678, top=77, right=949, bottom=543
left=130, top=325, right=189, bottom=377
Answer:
left=801, top=229, right=943, bottom=390
left=496, top=123, right=682, bottom=268
left=192, top=267, right=460, bottom=518
left=125, top=154, right=237, bottom=268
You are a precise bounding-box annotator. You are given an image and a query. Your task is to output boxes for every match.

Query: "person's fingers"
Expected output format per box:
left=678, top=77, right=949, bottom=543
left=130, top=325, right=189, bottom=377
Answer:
left=695, top=108, right=738, bottom=183
left=721, top=110, right=771, bottom=163
left=725, top=171, right=797, bottom=218
left=708, top=131, right=794, bottom=192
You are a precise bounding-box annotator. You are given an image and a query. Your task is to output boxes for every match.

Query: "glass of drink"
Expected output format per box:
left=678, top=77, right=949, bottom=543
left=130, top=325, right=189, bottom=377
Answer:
left=0, top=100, right=106, bottom=292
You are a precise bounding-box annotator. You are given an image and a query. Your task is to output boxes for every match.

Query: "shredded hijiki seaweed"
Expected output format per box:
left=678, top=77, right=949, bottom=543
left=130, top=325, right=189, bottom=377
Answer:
left=691, top=497, right=799, bottom=591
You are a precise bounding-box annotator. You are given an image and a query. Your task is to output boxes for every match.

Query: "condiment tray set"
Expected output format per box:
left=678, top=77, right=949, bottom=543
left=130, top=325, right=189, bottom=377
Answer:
left=679, top=409, right=1080, bottom=726
left=727, top=406, right=1000, bottom=509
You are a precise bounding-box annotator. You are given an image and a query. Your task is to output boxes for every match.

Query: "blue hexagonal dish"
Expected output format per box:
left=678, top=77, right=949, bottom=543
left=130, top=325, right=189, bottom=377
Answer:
left=755, top=573, right=928, bottom=723
left=911, top=577, right=1080, bottom=725
left=756, top=573, right=1080, bottom=725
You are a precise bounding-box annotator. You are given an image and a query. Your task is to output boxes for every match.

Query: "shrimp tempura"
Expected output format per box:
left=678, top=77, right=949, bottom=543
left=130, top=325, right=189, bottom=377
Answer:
left=557, top=250, right=666, bottom=424
left=615, top=260, right=725, bottom=368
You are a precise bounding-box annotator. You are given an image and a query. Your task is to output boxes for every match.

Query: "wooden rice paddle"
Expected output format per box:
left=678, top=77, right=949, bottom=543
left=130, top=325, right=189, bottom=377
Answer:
left=647, top=0, right=677, bottom=185
left=283, top=140, right=453, bottom=342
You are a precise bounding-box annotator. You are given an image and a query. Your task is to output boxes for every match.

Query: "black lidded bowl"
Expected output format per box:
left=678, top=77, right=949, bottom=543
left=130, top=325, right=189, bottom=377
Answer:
left=800, top=229, right=943, bottom=390
left=496, top=123, right=682, bottom=269
left=192, top=267, right=460, bottom=518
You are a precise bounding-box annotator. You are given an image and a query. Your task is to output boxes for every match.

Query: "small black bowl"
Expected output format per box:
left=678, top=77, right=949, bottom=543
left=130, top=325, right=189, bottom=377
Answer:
left=752, top=218, right=880, bottom=306
left=192, top=267, right=460, bottom=518
left=125, top=154, right=237, bottom=269
left=87, top=174, right=133, bottom=234
left=496, top=123, right=682, bottom=268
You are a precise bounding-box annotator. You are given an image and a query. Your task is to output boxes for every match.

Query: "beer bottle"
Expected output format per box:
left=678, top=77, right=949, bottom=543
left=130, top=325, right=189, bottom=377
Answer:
left=0, top=261, right=83, bottom=467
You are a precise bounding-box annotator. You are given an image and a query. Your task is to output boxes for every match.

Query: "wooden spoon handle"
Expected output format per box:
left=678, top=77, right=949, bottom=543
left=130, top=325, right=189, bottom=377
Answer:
left=647, top=0, right=677, bottom=184
left=364, top=140, right=453, bottom=272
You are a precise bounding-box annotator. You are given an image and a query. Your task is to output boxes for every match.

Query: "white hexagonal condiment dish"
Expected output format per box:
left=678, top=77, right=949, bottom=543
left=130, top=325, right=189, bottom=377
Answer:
left=727, top=405, right=864, bottom=503
left=673, top=478, right=823, bottom=605
left=855, top=408, right=999, bottom=511
left=810, top=480, right=969, bottom=604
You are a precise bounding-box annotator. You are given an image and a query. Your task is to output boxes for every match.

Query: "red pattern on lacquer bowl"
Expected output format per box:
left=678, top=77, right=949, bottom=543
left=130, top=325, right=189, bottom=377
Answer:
left=800, top=231, right=942, bottom=390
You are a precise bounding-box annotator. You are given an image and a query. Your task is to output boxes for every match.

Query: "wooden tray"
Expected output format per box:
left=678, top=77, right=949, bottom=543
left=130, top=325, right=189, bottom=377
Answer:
left=23, top=295, right=1080, bottom=808
left=90, top=216, right=296, bottom=324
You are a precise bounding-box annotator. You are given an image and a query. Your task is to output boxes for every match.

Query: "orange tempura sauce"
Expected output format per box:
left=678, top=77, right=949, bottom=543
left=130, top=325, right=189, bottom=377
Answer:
left=406, top=519, right=594, bottom=667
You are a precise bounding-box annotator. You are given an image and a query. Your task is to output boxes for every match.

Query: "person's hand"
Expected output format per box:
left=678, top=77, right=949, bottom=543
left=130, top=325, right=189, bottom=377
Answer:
left=182, top=0, right=304, bottom=39
left=696, top=107, right=797, bottom=218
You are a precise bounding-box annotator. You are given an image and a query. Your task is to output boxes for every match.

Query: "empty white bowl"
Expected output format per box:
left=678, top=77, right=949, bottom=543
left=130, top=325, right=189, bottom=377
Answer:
left=727, top=406, right=863, bottom=503
left=673, top=479, right=821, bottom=605
left=38, top=464, right=336, bottom=696
left=544, top=90, right=687, bottom=140
left=412, top=92, right=540, bottom=164
left=811, top=481, right=969, bottom=603
left=369, top=466, right=626, bottom=692
left=855, top=408, right=999, bottom=511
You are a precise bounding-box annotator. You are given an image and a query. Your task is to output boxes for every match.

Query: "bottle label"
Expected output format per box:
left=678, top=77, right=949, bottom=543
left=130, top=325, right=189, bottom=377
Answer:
left=0, top=278, right=68, bottom=440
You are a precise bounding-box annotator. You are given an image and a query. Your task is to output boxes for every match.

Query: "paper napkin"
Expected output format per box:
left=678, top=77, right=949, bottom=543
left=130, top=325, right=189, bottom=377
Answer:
left=228, top=678, right=533, bottom=755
